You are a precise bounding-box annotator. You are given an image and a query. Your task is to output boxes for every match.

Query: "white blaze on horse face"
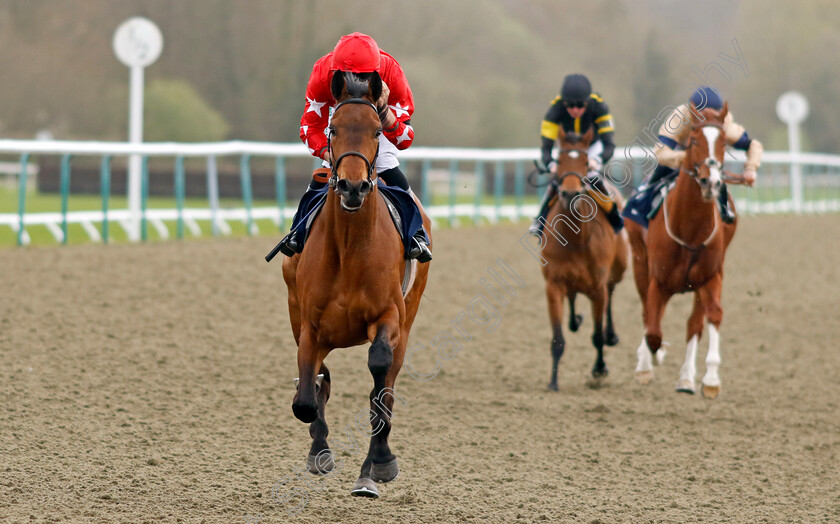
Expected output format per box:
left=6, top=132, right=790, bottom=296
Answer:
left=701, top=126, right=722, bottom=186
left=703, top=324, right=721, bottom=388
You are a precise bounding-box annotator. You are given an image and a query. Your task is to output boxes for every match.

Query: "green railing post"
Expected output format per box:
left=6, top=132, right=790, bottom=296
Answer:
left=275, top=157, right=287, bottom=230
left=448, top=159, right=458, bottom=227
left=421, top=159, right=431, bottom=208
left=494, top=161, right=504, bottom=222
left=16, top=153, right=30, bottom=246
left=240, top=154, right=254, bottom=236
left=515, top=160, right=525, bottom=221
left=140, top=155, right=149, bottom=242
left=60, top=154, right=71, bottom=245
left=100, top=156, right=111, bottom=244
left=473, top=161, right=484, bottom=224
left=174, top=156, right=185, bottom=240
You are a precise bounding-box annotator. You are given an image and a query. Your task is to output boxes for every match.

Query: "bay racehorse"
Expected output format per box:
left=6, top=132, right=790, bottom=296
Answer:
left=540, top=127, right=629, bottom=389
left=627, top=102, right=748, bottom=398
left=281, top=72, right=432, bottom=497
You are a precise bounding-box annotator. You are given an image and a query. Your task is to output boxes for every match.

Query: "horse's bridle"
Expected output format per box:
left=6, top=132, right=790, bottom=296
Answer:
left=327, top=97, right=381, bottom=188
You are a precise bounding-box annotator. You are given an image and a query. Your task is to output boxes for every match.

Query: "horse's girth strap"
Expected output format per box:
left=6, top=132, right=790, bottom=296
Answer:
left=312, top=167, right=331, bottom=184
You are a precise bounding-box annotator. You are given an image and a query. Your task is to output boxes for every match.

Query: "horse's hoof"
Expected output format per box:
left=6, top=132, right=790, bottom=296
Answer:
left=569, top=314, right=583, bottom=332
left=548, top=381, right=559, bottom=391
left=292, top=401, right=318, bottom=423
left=591, top=368, right=609, bottom=380
left=635, top=370, right=654, bottom=385
left=307, top=451, right=334, bottom=475
left=675, top=379, right=696, bottom=394
left=654, top=349, right=667, bottom=366
left=605, top=333, right=619, bottom=347
left=371, top=458, right=399, bottom=483
left=701, top=384, right=720, bottom=399
left=350, top=477, right=379, bottom=498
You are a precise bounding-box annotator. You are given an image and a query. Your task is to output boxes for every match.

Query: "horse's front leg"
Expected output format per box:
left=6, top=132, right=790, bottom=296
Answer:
left=545, top=280, right=567, bottom=391
left=677, top=293, right=705, bottom=394
left=292, top=329, right=329, bottom=424
left=589, top=283, right=608, bottom=380
left=351, top=310, right=402, bottom=498
left=635, top=280, right=670, bottom=384
left=697, top=273, right=724, bottom=399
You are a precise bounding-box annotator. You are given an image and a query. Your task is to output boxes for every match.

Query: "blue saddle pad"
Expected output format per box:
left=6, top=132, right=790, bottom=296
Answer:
left=622, top=176, right=676, bottom=228
left=289, top=180, right=426, bottom=258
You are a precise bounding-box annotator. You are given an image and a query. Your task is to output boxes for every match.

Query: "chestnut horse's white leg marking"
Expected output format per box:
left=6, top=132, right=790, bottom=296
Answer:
left=702, top=324, right=721, bottom=388
left=635, top=336, right=654, bottom=384
left=677, top=335, right=698, bottom=393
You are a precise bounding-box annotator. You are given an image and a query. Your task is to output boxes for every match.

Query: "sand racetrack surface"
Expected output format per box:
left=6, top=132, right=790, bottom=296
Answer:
left=1, top=215, right=839, bottom=523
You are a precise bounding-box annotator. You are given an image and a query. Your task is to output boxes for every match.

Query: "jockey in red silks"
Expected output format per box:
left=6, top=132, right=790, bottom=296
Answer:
left=276, top=32, right=431, bottom=262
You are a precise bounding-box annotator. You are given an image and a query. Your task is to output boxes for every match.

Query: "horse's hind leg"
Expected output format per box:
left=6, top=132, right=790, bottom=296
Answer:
left=604, top=282, right=619, bottom=347
left=677, top=293, right=704, bottom=394
left=546, top=281, right=566, bottom=391
left=306, top=364, right=335, bottom=475
left=568, top=291, right=583, bottom=332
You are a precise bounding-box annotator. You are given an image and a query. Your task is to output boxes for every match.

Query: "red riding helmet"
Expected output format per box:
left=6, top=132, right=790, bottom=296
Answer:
left=330, top=32, right=381, bottom=73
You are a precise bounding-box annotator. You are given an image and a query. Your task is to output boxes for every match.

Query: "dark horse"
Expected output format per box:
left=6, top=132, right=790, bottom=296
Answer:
left=627, top=102, right=746, bottom=399
left=281, top=72, right=432, bottom=497
left=539, top=127, right=629, bottom=389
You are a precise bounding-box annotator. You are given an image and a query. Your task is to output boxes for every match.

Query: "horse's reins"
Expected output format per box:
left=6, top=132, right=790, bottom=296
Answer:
left=327, top=97, right=381, bottom=189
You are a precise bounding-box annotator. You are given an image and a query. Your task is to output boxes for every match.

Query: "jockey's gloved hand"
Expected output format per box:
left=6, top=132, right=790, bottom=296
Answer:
left=376, top=81, right=398, bottom=131
left=588, top=156, right=603, bottom=174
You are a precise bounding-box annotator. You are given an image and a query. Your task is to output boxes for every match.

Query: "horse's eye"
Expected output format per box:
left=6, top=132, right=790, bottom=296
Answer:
left=375, top=128, right=382, bottom=139
left=328, top=126, right=336, bottom=137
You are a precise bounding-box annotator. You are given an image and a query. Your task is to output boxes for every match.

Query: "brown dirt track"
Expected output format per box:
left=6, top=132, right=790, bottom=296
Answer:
left=1, top=215, right=839, bottom=523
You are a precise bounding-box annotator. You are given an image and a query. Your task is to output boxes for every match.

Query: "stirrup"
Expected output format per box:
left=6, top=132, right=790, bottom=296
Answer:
left=278, top=233, right=302, bottom=256
left=409, top=237, right=432, bottom=263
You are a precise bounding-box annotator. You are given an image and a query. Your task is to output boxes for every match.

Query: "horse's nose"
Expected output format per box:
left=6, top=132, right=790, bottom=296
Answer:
left=335, top=179, right=372, bottom=210
left=335, top=179, right=372, bottom=198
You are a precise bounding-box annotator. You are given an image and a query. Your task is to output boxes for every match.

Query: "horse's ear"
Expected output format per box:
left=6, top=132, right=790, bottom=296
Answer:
left=557, top=126, right=566, bottom=144
left=582, top=126, right=595, bottom=146
left=330, top=71, right=345, bottom=101
left=689, top=102, right=703, bottom=126
left=369, top=72, right=383, bottom=103
left=720, top=101, right=729, bottom=121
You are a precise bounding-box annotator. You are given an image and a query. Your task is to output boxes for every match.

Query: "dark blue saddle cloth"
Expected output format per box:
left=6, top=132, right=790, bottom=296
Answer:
left=289, top=180, right=427, bottom=258
left=622, top=174, right=677, bottom=228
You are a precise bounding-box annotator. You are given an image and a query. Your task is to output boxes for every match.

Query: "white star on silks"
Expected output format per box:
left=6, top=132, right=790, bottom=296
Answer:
left=306, top=98, right=326, bottom=117
left=396, top=125, right=413, bottom=145
left=389, top=102, right=410, bottom=118
left=300, top=125, right=308, bottom=135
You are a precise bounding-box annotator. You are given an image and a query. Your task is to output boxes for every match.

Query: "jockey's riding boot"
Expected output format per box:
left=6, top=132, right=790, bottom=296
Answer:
left=718, top=184, right=736, bottom=224
left=277, top=232, right=302, bottom=256
left=409, top=230, right=433, bottom=263
left=529, top=183, right=557, bottom=237
left=605, top=204, right=625, bottom=233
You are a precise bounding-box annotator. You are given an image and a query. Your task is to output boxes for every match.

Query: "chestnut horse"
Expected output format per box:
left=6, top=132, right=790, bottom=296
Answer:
left=626, top=103, right=739, bottom=399
left=540, top=127, right=629, bottom=389
left=281, top=72, right=432, bottom=497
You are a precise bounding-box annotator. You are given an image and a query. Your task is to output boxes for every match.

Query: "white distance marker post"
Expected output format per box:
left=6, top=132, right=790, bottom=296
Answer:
left=113, top=17, right=163, bottom=241
left=776, top=91, right=809, bottom=214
